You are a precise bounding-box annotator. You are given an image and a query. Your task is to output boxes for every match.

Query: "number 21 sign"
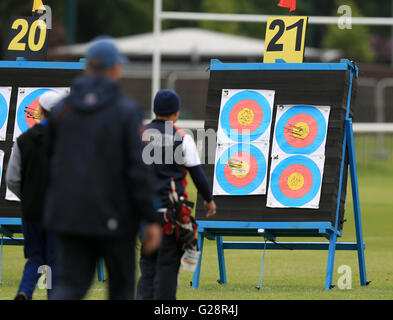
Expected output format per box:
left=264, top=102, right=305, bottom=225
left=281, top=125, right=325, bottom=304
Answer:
left=5, top=16, right=49, bottom=61
left=263, top=16, right=308, bottom=63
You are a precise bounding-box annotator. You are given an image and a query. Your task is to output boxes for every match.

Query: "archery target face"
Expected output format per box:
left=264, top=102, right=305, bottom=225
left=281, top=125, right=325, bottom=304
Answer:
left=267, top=154, right=325, bottom=209
left=0, top=150, right=4, bottom=189
left=217, top=89, right=275, bottom=144
left=0, top=87, right=12, bottom=141
left=13, top=87, right=70, bottom=141
left=213, top=142, right=269, bottom=196
left=272, top=105, right=330, bottom=156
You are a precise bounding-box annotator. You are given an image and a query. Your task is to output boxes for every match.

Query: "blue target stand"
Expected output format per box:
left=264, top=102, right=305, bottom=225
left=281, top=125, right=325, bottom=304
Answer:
left=0, top=60, right=105, bottom=284
left=192, top=59, right=369, bottom=291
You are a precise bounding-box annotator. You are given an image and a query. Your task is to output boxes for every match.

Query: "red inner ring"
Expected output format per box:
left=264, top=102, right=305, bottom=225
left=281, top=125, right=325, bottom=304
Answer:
left=228, top=99, right=263, bottom=134
left=278, top=164, right=313, bottom=199
left=25, top=99, right=40, bottom=128
left=224, top=152, right=258, bottom=188
left=283, top=113, right=318, bottom=149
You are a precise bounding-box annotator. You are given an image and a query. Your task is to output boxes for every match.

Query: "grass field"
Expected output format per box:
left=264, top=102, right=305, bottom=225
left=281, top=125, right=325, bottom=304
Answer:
left=0, top=166, right=392, bottom=300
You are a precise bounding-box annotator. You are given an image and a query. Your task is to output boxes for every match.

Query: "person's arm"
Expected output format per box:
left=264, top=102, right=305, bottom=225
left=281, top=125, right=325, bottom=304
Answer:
left=182, top=134, right=216, bottom=217
left=187, top=165, right=213, bottom=203
left=6, top=142, right=22, bottom=199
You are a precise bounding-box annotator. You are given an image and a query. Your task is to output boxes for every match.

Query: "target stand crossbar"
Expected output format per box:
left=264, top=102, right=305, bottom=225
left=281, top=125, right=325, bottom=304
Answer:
left=193, top=59, right=368, bottom=291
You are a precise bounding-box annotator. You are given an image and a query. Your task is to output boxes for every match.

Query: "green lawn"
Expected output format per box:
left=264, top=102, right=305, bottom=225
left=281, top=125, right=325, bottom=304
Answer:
left=1, top=168, right=392, bottom=300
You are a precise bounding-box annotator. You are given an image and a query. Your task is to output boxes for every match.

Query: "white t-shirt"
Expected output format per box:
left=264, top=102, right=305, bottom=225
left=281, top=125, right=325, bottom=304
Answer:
left=182, top=134, right=201, bottom=168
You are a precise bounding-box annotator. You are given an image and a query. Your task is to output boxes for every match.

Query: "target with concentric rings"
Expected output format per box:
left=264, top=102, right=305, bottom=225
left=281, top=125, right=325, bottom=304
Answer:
left=13, top=87, right=69, bottom=141
left=272, top=105, right=330, bottom=156
left=267, top=155, right=325, bottom=208
left=217, top=89, right=275, bottom=144
left=0, top=87, right=12, bottom=141
left=0, top=150, right=4, bottom=189
left=213, top=142, right=269, bottom=196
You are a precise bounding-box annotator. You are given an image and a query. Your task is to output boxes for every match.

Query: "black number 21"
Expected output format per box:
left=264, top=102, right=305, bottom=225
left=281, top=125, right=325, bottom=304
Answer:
left=267, top=19, right=304, bottom=52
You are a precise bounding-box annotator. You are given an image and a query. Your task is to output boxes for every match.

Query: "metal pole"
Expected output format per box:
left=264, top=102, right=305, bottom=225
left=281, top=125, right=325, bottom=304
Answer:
left=375, top=78, right=393, bottom=158
left=160, top=11, right=393, bottom=26
left=152, top=0, right=162, bottom=118
left=391, top=0, right=393, bottom=66
left=65, top=0, right=77, bottom=44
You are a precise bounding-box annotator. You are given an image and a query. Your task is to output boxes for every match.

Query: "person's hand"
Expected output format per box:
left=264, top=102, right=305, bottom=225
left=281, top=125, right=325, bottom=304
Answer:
left=204, top=200, right=216, bottom=218
left=142, top=223, right=162, bottom=254
left=164, top=206, right=177, bottom=225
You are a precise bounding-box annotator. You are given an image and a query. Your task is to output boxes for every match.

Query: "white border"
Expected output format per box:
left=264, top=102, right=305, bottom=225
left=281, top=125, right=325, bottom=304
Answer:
left=217, top=89, right=275, bottom=144
left=213, top=141, right=270, bottom=196
left=0, top=87, right=12, bottom=141
left=266, top=154, right=325, bottom=209
left=271, top=105, right=331, bottom=157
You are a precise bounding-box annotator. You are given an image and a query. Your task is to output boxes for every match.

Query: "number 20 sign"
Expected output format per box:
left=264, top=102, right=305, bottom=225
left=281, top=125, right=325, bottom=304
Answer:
left=263, top=16, right=308, bottom=63
left=5, top=16, right=49, bottom=61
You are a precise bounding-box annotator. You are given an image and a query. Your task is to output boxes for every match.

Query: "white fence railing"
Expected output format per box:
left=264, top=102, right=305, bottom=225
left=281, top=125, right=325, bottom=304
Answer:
left=161, top=121, right=393, bottom=133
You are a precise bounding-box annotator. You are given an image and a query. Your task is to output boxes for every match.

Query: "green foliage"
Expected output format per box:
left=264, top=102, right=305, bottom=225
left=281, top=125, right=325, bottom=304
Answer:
left=76, top=0, right=154, bottom=43
left=322, top=0, right=374, bottom=63
left=199, top=0, right=241, bottom=35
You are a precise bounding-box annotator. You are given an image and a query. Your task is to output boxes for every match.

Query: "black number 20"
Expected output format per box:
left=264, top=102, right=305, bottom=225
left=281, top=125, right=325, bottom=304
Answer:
left=267, top=19, right=304, bottom=52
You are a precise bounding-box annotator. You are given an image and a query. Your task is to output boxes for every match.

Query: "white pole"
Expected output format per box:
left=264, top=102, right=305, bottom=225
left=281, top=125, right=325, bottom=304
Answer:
left=391, top=0, right=393, bottom=66
left=160, top=11, right=393, bottom=26
left=152, top=0, right=162, bottom=118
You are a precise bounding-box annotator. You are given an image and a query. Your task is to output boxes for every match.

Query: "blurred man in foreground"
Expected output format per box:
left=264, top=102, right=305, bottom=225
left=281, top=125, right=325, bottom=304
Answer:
left=44, top=38, right=161, bottom=300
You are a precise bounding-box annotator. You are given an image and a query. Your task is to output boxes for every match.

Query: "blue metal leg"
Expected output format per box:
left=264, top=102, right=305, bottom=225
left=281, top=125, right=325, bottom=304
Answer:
left=256, top=240, right=268, bottom=289
left=325, top=232, right=337, bottom=290
left=0, top=237, right=3, bottom=284
left=216, top=236, right=227, bottom=285
left=96, top=258, right=105, bottom=282
left=346, top=119, right=368, bottom=286
left=192, top=232, right=204, bottom=289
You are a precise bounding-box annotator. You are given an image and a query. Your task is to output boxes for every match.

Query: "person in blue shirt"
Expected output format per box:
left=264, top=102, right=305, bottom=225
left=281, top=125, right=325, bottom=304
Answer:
left=6, top=91, right=63, bottom=300
left=137, top=89, right=216, bottom=300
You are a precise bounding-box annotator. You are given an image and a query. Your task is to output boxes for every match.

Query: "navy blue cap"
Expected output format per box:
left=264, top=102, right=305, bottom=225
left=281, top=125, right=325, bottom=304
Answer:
left=86, top=36, right=129, bottom=69
left=154, top=89, right=181, bottom=116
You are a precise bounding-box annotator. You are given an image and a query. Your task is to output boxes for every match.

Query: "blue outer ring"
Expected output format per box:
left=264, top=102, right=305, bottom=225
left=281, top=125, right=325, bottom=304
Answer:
left=275, top=105, right=327, bottom=155
left=270, top=155, right=321, bottom=207
left=0, top=152, right=3, bottom=184
left=0, top=93, right=8, bottom=131
left=216, top=144, right=266, bottom=195
left=220, top=91, right=272, bottom=142
left=16, top=88, right=52, bottom=133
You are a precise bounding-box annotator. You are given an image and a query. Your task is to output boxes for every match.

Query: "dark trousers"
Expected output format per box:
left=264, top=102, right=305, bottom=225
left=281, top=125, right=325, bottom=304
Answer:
left=18, top=219, right=56, bottom=300
left=50, top=234, right=136, bottom=300
left=136, top=233, right=183, bottom=300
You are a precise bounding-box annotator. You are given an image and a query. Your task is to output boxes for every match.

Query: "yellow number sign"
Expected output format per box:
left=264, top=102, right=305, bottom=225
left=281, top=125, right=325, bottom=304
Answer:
left=263, top=16, right=308, bottom=63
left=5, top=16, right=49, bottom=61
